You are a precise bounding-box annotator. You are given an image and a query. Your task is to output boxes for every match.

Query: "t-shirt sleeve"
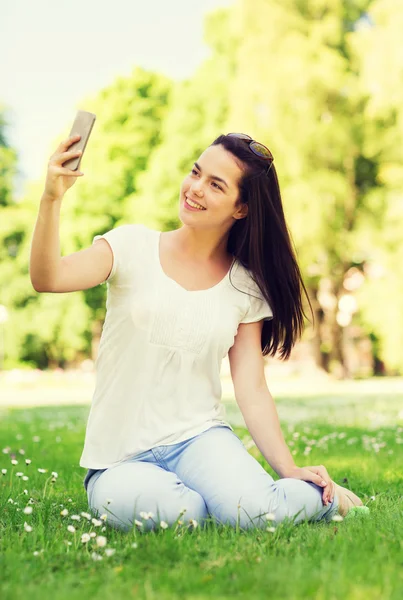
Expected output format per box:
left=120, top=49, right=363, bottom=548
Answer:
left=92, top=223, right=139, bottom=285
left=240, top=291, right=274, bottom=324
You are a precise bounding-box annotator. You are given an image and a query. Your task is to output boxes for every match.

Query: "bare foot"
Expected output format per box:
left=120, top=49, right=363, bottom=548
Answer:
left=334, top=482, right=363, bottom=517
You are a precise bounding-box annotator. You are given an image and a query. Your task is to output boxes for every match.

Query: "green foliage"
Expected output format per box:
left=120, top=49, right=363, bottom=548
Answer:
left=0, top=1, right=402, bottom=373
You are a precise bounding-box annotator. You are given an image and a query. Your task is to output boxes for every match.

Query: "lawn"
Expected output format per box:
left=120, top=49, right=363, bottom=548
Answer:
left=0, top=397, right=402, bottom=600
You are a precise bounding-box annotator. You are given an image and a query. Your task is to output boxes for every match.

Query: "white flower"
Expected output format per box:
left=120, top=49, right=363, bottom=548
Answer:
left=2, top=447, right=10, bottom=454
left=70, top=515, right=81, bottom=521
left=37, top=468, right=47, bottom=473
left=60, top=509, right=69, bottom=517
left=331, top=514, right=344, bottom=522
left=2, top=469, right=7, bottom=475
left=23, top=506, right=33, bottom=515
left=67, top=525, right=76, bottom=533
left=24, top=522, right=33, bottom=532
left=7, top=498, right=14, bottom=504
left=266, top=526, right=276, bottom=533
left=139, top=511, right=150, bottom=520
left=81, top=512, right=92, bottom=520
left=25, top=459, right=31, bottom=465
left=160, top=520, right=168, bottom=529
left=51, top=472, right=58, bottom=478
left=105, top=498, right=113, bottom=504
left=105, top=548, right=116, bottom=557
left=89, top=532, right=96, bottom=538
left=16, top=472, right=23, bottom=477
left=96, top=536, right=107, bottom=547
left=132, top=542, right=138, bottom=549
left=11, top=459, right=18, bottom=465
left=134, top=519, right=143, bottom=527
left=81, top=533, right=91, bottom=543
left=100, top=513, right=108, bottom=521
left=265, top=513, right=276, bottom=521
left=91, top=518, right=102, bottom=527
left=189, top=519, right=198, bottom=528
left=23, top=490, right=28, bottom=495
left=91, top=552, right=103, bottom=561
left=22, top=476, right=29, bottom=481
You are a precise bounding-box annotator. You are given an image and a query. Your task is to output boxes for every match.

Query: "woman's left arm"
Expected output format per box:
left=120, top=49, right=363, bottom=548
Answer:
left=228, top=320, right=335, bottom=505
left=237, top=387, right=335, bottom=505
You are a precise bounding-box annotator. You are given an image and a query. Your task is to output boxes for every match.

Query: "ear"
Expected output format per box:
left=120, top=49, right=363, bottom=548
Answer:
left=233, top=203, right=248, bottom=220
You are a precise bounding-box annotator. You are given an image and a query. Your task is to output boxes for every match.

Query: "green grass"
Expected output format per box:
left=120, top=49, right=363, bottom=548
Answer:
left=0, top=404, right=402, bottom=600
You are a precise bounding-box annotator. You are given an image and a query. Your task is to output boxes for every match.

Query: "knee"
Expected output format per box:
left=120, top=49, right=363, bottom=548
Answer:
left=89, top=476, right=208, bottom=533
left=209, top=492, right=274, bottom=530
left=271, top=478, right=321, bottom=524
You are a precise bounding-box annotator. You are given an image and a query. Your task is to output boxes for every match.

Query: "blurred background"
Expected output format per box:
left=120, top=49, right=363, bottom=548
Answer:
left=0, top=0, right=402, bottom=418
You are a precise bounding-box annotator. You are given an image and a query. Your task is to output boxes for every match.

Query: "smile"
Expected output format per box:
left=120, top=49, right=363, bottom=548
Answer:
left=185, top=196, right=206, bottom=210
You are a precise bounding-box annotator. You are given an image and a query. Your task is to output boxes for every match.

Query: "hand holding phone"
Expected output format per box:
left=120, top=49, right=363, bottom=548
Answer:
left=62, top=110, right=96, bottom=171
left=43, top=110, right=96, bottom=202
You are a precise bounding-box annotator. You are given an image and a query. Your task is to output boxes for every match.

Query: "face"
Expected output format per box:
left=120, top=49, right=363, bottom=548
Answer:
left=179, top=144, right=248, bottom=225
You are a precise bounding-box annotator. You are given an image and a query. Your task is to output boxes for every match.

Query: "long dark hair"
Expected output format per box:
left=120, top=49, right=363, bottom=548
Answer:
left=211, top=134, right=314, bottom=360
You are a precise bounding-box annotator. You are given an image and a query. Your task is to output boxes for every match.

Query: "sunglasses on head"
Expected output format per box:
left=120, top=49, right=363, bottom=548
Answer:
left=227, top=133, right=274, bottom=175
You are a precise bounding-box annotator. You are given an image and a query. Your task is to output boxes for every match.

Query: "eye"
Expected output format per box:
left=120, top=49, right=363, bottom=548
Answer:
left=191, top=168, right=223, bottom=191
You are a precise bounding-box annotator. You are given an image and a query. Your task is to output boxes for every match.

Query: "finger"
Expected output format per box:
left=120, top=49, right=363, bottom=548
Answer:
left=319, top=473, right=334, bottom=504
left=52, top=166, right=84, bottom=176
left=51, top=149, right=83, bottom=166
left=307, top=469, right=328, bottom=487
left=64, top=134, right=81, bottom=147
left=322, top=482, right=332, bottom=504
left=56, top=134, right=81, bottom=154
left=61, top=149, right=83, bottom=161
left=301, top=468, right=327, bottom=490
left=313, top=465, right=331, bottom=486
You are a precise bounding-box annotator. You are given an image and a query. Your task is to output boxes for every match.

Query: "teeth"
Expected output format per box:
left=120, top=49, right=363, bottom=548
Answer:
left=186, top=197, right=205, bottom=210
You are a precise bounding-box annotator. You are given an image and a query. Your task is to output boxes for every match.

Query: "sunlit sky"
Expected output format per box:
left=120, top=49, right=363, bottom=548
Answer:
left=0, top=0, right=235, bottom=199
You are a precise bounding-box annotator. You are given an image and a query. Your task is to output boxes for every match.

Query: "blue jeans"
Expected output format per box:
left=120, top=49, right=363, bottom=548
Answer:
left=85, top=424, right=339, bottom=532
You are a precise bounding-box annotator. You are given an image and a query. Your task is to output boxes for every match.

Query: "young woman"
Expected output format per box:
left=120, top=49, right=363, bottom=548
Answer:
left=30, top=132, right=364, bottom=532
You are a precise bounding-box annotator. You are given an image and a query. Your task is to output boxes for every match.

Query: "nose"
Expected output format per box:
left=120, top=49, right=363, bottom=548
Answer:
left=190, top=180, right=204, bottom=196
left=190, top=183, right=203, bottom=196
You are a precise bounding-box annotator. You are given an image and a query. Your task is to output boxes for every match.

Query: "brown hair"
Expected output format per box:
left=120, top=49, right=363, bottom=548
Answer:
left=211, top=134, right=314, bottom=360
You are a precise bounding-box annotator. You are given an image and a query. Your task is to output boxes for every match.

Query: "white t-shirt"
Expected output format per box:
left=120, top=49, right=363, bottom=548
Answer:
left=80, top=223, right=273, bottom=470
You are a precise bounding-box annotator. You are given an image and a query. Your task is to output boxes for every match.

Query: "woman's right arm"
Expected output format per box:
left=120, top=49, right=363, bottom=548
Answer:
left=30, top=195, right=113, bottom=292
left=29, top=135, right=113, bottom=293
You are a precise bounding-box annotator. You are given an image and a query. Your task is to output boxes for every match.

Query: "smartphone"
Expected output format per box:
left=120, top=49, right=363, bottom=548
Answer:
left=62, top=110, right=96, bottom=171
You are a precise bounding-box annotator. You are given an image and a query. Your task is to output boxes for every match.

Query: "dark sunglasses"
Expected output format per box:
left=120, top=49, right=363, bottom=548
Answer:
left=227, top=132, right=274, bottom=175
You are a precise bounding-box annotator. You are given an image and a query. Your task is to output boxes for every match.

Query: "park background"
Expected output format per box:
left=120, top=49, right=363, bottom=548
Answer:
left=1, top=0, right=403, bottom=381
left=0, top=1, right=402, bottom=599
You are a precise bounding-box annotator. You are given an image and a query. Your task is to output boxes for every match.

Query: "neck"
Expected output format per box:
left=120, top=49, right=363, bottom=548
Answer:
left=174, top=226, right=231, bottom=263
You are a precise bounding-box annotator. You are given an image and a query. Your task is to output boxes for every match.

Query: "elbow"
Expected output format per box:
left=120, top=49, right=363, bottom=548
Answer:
left=30, top=278, right=46, bottom=293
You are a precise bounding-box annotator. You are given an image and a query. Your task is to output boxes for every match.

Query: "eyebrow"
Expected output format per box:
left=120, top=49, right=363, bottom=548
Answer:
left=194, top=162, right=229, bottom=189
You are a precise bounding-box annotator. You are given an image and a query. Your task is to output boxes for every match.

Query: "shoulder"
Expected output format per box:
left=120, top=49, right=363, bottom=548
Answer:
left=230, top=260, right=264, bottom=298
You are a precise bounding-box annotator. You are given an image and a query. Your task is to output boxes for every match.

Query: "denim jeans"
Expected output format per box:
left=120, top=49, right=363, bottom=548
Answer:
left=85, top=424, right=339, bottom=532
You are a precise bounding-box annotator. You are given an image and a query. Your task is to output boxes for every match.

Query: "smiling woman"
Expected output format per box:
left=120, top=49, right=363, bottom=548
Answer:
left=30, top=130, right=363, bottom=534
